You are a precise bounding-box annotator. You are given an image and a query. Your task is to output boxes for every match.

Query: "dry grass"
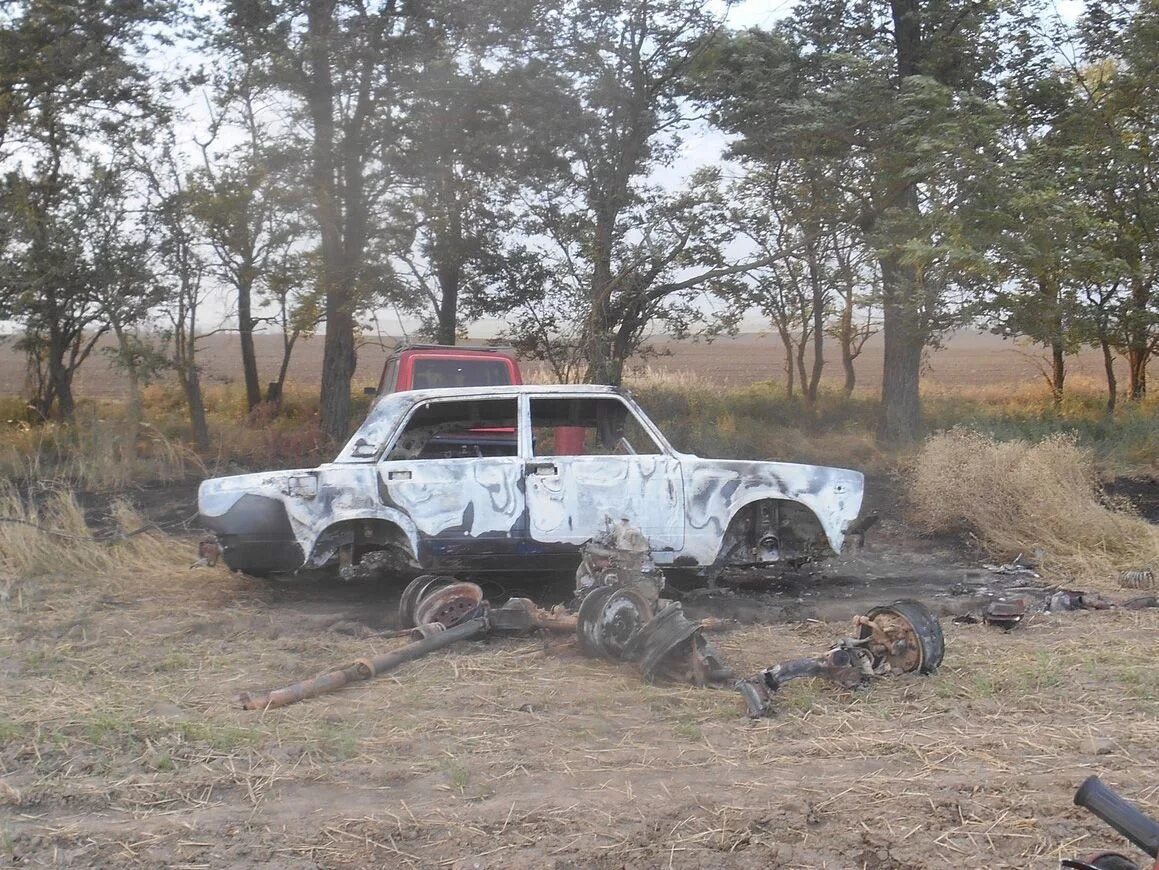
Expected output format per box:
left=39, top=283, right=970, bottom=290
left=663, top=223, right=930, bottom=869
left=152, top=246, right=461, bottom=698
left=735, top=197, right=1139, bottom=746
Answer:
left=0, top=482, right=182, bottom=582
left=0, top=413, right=205, bottom=490
left=2, top=549, right=1159, bottom=867
left=906, top=430, right=1159, bottom=586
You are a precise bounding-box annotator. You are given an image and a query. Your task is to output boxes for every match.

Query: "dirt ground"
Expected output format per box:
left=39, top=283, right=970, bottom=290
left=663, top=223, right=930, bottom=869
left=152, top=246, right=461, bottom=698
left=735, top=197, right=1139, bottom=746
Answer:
left=4, top=486, right=1159, bottom=870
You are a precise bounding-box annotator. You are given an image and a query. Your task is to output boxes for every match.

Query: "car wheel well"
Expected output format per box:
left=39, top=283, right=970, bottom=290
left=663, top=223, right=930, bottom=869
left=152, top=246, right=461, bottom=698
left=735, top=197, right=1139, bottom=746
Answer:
left=312, top=519, right=416, bottom=565
left=714, top=498, right=826, bottom=567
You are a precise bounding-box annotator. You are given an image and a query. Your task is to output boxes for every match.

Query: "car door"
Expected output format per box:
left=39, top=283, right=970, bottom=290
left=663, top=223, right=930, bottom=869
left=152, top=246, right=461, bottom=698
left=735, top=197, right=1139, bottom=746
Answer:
left=377, top=397, right=525, bottom=564
left=523, top=394, right=685, bottom=552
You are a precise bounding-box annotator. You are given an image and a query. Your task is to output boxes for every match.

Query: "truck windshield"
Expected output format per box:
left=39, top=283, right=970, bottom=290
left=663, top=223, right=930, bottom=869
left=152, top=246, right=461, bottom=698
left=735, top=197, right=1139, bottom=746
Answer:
left=412, top=358, right=512, bottom=389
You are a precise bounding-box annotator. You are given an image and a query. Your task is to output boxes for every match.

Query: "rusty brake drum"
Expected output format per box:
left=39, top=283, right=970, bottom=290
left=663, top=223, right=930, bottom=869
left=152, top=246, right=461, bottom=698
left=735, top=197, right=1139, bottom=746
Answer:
left=413, top=581, right=484, bottom=629
left=399, top=575, right=483, bottom=630
left=399, top=574, right=450, bottom=628
left=857, top=599, right=944, bottom=675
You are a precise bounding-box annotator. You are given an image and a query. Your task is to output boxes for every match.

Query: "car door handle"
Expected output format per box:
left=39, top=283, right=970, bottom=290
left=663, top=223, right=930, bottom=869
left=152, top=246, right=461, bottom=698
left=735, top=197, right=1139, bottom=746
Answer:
left=388, top=470, right=412, bottom=480
left=527, top=462, right=557, bottom=476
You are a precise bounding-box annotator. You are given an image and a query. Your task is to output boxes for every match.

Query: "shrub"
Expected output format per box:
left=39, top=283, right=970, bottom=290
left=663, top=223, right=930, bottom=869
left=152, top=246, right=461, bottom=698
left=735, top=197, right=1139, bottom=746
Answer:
left=906, top=429, right=1159, bottom=586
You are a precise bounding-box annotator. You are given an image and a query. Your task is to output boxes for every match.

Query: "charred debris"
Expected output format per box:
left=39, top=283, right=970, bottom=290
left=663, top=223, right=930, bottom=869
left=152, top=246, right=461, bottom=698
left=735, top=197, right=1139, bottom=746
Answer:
left=239, top=521, right=946, bottom=718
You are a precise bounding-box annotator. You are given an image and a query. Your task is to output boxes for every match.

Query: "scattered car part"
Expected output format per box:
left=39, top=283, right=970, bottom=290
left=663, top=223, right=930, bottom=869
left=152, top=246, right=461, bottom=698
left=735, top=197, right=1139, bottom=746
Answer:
left=982, top=556, right=1039, bottom=577
left=844, top=510, right=879, bottom=549
left=486, top=597, right=578, bottom=634
left=1049, top=589, right=1114, bottom=612
left=412, top=581, right=484, bottom=629
left=737, top=599, right=945, bottom=718
left=622, top=601, right=702, bottom=681
left=243, top=582, right=584, bottom=710
left=574, top=519, right=664, bottom=602
left=1063, top=775, right=1159, bottom=870
left=569, top=522, right=734, bottom=685
left=398, top=574, right=453, bottom=629
left=1120, top=568, right=1155, bottom=590
left=409, top=622, right=447, bottom=640
left=857, top=599, right=945, bottom=675
left=576, top=585, right=655, bottom=659
left=239, top=616, right=489, bottom=711
left=983, top=598, right=1029, bottom=629
left=190, top=538, right=220, bottom=569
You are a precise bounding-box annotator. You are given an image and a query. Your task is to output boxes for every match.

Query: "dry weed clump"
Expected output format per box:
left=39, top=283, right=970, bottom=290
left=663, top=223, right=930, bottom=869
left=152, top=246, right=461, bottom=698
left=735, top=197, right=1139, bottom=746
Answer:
left=906, top=429, right=1159, bottom=585
left=0, top=482, right=182, bottom=580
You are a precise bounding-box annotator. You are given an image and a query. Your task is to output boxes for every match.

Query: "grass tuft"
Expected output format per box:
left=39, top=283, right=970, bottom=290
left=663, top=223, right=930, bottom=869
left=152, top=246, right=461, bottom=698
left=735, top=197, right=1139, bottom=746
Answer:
left=905, top=429, right=1159, bottom=585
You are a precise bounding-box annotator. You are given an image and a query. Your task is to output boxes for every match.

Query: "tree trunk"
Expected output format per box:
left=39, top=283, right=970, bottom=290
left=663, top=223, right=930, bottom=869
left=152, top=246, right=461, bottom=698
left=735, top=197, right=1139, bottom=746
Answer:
left=238, top=278, right=262, bottom=410
left=306, top=0, right=359, bottom=443
left=1100, top=335, right=1117, bottom=415
left=776, top=324, right=795, bottom=397
left=178, top=363, right=210, bottom=451
left=806, top=242, right=824, bottom=403
left=1126, top=349, right=1147, bottom=400
left=1039, top=278, right=1065, bottom=407
left=584, top=210, right=618, bottom=385
left=47, top=338, right=76, bottom=421
left=435, top=260, right=460, bottom=346
left=876, top=0, right=926, bottom=444
left=111, top=321, right=142, bottom=460
left=1049, top=337, right=1065, bottom=407
left=1125, top=277, right=1150, bottom=399
left=320, top=300, right=356, bottom=442
left=795, top=335, right=809, bottom=404
left=838, top=299, right=856, bottom=396
left=877, top=255, right=923, bottom=443
left=433, top=169, right=462, bottom=346
left=267, top=331, right=299, bottom=408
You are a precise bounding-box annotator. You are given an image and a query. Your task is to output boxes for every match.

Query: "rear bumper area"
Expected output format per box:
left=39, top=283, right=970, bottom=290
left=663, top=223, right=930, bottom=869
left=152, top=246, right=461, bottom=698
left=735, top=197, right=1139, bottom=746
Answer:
left=199, top=493, right=305, bottom=575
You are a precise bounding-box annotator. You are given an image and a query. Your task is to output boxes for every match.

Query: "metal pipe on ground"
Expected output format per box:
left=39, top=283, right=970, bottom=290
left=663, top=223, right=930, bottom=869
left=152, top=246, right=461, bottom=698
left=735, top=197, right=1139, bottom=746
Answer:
left=239, top=617, right=488, bottom=711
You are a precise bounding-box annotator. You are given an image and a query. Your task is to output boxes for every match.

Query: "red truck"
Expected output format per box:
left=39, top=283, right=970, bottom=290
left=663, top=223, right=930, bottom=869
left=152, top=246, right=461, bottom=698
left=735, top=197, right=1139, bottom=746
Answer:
left=372, top=344, right=524, bottom=459
left=376, top=344, right=523, bottom=395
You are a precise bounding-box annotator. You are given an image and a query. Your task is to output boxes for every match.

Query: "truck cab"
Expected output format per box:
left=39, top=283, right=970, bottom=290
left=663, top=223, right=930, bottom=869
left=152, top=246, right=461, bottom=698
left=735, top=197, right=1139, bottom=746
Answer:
left=377, top=344, right=522, bottom=396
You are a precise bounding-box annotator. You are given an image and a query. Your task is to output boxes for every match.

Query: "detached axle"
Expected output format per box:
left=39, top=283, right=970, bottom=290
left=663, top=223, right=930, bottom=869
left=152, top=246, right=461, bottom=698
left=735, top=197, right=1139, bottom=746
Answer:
left=738, top=599, right=945, bottom=718
left=239, top=581, right=579, bottom=711
left=240, top=617, right=488, bottom=710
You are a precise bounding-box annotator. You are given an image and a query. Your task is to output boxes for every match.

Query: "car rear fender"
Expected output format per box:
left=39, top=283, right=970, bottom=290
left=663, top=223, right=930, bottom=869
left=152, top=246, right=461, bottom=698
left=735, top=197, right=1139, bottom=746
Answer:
left=682, top=459, right=865, bottom=562
left=302, top=508, right=421, bottom=568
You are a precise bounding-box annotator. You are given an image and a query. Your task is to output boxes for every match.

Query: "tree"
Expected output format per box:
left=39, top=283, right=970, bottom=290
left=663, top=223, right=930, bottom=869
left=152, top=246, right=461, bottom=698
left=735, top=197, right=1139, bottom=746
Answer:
left=484, top=0, right=771, bottom=386
left=190, top=62, right=311, bottom=411
left=726, top=167, right=835, bottom=402
left=140, top=139, right=212, bottom=450
left=86, top=160, right=167, bottom=451
left=826, top=230, right=881, bottom=397
left=0, top=0, right=170, bottom=421
left=0, top=162, right=109, bottom=420
left=978, top=4, right=1159, bottom=407
left=691, top=1, right=1018, bottom=441
left=1075, top=5, right=1159, bottom=399
left=220, top=0, right=483, bottom=442
left=388, top=43, right=559, bottom=345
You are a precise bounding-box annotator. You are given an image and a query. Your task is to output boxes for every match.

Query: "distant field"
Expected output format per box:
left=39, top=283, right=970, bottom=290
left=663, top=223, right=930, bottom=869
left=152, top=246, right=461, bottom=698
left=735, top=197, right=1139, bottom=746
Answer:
left=0, top=329, right=1141, bottom=399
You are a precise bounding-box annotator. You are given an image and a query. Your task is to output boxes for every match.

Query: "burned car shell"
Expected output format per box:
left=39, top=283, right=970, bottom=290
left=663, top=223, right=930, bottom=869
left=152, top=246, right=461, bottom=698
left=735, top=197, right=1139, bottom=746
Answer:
left=198, top=385, right=865, bottom=577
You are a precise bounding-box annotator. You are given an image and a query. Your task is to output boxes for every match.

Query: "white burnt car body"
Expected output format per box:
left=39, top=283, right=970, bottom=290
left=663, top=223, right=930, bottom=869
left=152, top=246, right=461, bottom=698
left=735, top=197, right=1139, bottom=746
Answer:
left=198, top=385, right=865, bottom=579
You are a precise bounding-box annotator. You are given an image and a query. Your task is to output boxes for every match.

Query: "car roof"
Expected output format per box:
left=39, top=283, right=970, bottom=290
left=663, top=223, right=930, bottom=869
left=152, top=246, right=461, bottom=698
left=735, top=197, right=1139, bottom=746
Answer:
left=393, top=383, right=626, bottom=400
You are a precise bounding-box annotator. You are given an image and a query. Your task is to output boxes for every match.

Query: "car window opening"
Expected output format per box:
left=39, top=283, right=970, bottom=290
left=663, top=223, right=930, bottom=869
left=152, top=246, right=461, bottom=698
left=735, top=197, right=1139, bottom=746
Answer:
left=530, top=397, right=661, bottom=457
left=385, top=398, right=519, bottom=460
